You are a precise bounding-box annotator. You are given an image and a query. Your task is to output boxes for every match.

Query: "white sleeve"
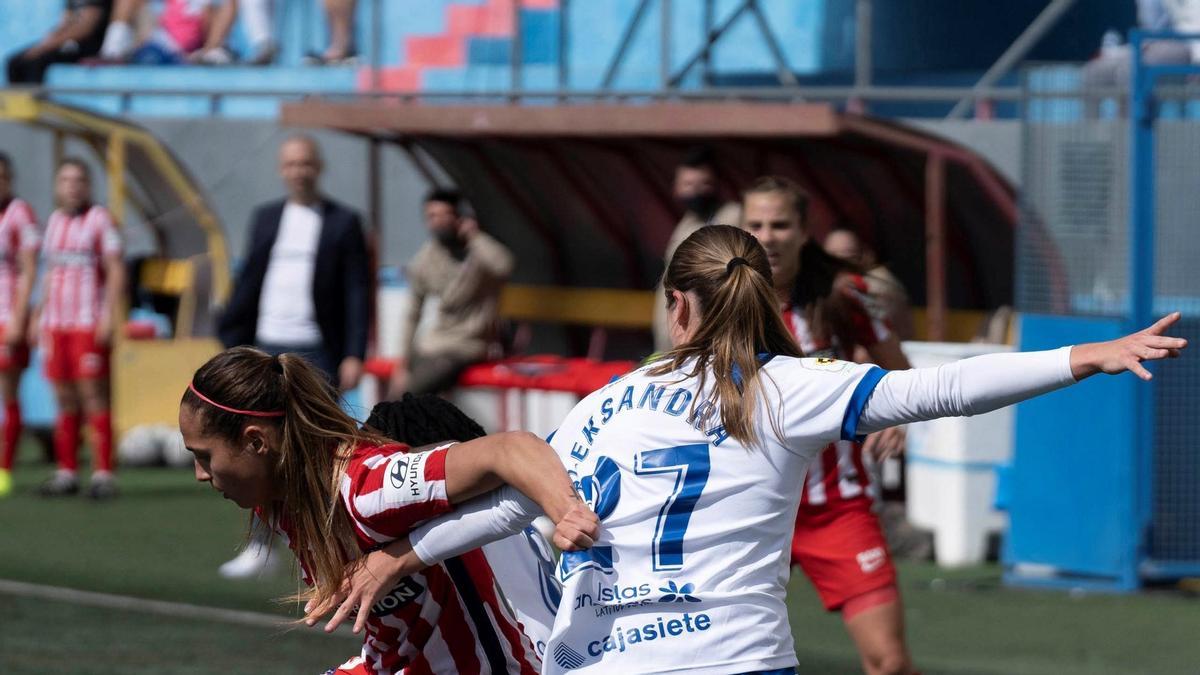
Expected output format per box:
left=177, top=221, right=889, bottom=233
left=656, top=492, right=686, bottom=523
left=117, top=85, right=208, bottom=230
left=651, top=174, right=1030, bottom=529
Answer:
left=408, top=486, right=541, bottom=566
left=772, top=358, right=889, bottom=449
left=858, top=346, right=1076, bottom=434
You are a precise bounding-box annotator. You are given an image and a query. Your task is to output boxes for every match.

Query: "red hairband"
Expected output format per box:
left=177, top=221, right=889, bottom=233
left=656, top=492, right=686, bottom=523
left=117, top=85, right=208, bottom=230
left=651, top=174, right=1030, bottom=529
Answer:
left=188, top=382, right=285, bottom=418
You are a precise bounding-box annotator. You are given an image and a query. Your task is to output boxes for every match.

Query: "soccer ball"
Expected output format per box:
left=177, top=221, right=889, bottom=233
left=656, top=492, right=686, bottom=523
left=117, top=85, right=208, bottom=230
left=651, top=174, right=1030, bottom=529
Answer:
left=159, top=426, right=192, bottom=468
left=117, top=425, right=165, bottom=467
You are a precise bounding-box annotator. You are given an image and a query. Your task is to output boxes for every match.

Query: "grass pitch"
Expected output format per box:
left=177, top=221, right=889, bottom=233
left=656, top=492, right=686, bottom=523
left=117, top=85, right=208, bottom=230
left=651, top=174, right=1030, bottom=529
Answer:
left=1, top=448, right=1197, bottom=674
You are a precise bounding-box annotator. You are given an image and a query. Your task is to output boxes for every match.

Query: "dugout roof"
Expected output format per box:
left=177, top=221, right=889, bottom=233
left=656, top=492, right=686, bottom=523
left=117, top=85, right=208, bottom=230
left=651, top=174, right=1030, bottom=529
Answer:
left=282, top=101, right=1060, bottom=318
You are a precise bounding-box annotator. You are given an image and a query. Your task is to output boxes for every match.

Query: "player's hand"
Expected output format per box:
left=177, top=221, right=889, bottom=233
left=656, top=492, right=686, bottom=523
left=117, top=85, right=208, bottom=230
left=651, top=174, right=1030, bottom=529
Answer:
left=4, top=321, right=24, bottom=349
left=458, top=217, right=480, bottom=242
left=1070, top=312, right=1188, bottom=381
left=306, top=538, right=426, bottom=635
left=338, top=356, right=363, bottom=392
left=862, top=425, right=906, bottom=461
left=553, top=501, right=600, bottom=551
left=386, top=360, right=408, bottom=400
left=94, top=316, right=113, bottom=348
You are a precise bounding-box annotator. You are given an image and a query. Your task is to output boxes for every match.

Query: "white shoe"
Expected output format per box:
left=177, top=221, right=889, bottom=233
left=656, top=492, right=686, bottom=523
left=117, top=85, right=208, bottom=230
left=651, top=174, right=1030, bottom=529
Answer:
left=99, top=21, right=135, bottom=61
left=218, top=539, right=283, bottom=579
left=196, top=46, right=234, bottom=66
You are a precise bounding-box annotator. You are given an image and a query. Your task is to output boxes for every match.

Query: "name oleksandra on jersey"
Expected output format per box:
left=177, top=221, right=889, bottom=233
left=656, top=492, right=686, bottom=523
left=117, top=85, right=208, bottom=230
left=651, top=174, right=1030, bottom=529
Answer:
left=544, top=356, right=885, bottom=674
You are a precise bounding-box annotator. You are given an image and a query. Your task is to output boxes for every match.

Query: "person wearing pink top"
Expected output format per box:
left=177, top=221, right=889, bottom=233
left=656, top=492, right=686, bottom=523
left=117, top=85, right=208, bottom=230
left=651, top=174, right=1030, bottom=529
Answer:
left=98, top=0, right=237, bottom=64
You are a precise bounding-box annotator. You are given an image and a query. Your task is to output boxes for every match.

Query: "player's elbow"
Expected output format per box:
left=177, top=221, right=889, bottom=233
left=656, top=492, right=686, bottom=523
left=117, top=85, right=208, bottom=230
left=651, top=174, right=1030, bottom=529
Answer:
left=493, top=430, right=546, bottom=470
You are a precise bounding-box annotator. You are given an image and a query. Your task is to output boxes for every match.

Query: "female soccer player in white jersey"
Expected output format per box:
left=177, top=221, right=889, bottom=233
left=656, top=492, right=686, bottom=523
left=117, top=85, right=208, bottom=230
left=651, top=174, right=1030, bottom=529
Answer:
left=0, top=152, right=39, bottom=498
left=322, top=225, right=1185, bottom=675
left=178, top=347, right=595, bottom=674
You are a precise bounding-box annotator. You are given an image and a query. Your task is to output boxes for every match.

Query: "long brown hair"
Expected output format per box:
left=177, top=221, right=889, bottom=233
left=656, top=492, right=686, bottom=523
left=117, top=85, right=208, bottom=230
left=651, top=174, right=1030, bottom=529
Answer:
left=181, top=347, right=388, bottom=611
left=650, top=225, right=802, bottom=447
left=742, top=176, right=865, bottom=349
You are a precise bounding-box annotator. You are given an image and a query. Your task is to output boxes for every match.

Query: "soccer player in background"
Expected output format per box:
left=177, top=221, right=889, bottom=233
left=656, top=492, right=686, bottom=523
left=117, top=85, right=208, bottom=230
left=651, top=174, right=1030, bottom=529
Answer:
left=36, top=158, right=125, bottom=499
left=0, top=152, right=40, bottom=498
left=741, top=176, right=915, bottom=675
left=323, top=225, right=1186, bottom=674
left=178, top=347, right=597, bottom=674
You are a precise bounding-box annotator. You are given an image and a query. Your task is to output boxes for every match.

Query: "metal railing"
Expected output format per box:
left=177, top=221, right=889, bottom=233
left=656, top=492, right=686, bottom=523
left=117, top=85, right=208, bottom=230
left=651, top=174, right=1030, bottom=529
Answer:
left=24, top=0, right=1117, bottom=118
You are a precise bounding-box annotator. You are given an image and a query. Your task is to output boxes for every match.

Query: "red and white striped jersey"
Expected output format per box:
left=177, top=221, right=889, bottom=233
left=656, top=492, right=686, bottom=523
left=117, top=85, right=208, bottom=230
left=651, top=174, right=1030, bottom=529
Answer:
left=275, top=442, right=542, bottom=675
left=784, top=274, right=891, bottom=507
left=40, top=204, right=121, bottom=331
left=0, top=198, right=39, bottom=325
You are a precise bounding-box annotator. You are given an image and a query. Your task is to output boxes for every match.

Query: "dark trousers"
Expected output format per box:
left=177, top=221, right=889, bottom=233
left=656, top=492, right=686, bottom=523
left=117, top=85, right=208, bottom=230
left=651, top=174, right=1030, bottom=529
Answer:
left=6, top=46, right=87, bottom=85
left=408, top=353, right=472, bottom=395
left=257, top=342, right=336, bottom=384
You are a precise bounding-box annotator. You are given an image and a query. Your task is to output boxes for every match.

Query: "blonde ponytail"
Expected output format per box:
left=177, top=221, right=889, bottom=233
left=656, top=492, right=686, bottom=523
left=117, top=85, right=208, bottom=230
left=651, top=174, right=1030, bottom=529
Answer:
left=650, top=225, right=801, bottom=447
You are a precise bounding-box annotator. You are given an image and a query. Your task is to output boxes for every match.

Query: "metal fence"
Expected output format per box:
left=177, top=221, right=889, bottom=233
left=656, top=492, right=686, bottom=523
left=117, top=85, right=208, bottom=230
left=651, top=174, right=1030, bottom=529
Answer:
left=1015, top=36, right=1200, bottom=582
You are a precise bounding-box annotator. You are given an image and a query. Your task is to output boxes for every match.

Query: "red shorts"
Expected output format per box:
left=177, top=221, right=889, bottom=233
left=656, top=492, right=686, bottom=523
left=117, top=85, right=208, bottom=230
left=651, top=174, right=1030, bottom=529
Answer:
left=43, top=330, right=110, bottom=382
left=0, top=327, right=29, bottom=370
left=791, top=498, right=897, bottom=612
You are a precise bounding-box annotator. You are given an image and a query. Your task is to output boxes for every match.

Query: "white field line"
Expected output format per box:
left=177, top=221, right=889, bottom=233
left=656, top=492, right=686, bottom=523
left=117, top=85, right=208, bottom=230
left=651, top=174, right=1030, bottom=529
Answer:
left=0, top=578, right=352, bottom=636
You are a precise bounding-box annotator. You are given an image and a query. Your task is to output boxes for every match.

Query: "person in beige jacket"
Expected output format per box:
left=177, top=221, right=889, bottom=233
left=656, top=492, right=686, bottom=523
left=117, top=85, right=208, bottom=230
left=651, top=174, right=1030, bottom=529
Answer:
left=390, top=189, right=514, bottom=397
left=652, top=147, right=742, bottom=352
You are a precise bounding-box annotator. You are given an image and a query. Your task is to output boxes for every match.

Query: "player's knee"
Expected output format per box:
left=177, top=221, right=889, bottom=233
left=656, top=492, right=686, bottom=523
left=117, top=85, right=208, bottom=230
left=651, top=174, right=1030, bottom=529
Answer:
left=863, top=647, right=911, bottom=675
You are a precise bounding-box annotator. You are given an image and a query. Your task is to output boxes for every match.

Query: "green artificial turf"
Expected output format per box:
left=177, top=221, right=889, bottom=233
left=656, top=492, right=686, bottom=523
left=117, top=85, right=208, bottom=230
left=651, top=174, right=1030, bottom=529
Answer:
left=2, top=446, right=1197, bottom=674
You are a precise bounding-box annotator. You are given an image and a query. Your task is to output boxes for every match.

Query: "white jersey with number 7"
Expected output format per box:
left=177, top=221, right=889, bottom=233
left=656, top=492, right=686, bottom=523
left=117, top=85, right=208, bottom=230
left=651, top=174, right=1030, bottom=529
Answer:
left=542, top=355, right=885, bottom=675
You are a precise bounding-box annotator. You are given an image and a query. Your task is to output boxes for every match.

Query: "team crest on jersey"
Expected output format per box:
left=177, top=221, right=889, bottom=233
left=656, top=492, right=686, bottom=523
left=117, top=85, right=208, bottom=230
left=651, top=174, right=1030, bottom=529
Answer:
left=800, top=357, right=851, bottom=373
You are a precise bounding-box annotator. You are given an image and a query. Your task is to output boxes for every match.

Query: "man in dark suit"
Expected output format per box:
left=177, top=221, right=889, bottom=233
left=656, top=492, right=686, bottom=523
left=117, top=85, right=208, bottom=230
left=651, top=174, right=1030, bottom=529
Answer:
left=215, top=134, right=369, bottom=578
left=219, top=134, right=368, bottom=392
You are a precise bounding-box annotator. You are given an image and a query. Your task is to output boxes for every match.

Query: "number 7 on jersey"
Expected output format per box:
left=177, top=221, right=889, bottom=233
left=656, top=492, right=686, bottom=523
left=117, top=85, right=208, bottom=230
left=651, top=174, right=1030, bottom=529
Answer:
left=634, top=443, right=711, bottom=572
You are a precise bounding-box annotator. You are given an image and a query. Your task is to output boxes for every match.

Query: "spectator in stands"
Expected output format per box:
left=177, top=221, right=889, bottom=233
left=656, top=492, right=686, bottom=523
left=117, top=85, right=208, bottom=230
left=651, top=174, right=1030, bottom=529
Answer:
left=824, top=227, right=915, bottom=341
left=5, top=0, right=112, bottom=84
left=389, top=189, right=513, bottom=398
left=652, top=146, right=742, bottom=352
left=1082, top=0, right=1199, bottom=114
left=215, top=134, right=369, bottom=578
left=36, top=158, right=124, bottom=500
left=229, top=0, right=355, bottom=65
left=98, top=0, right=238, bottom=65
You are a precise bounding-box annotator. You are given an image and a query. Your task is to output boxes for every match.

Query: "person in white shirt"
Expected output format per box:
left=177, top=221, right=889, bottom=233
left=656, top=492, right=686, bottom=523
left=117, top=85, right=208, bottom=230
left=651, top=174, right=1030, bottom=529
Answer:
left=216, top=134, right=370, bottom=578
left=310, top=226, right=1186, bottom=675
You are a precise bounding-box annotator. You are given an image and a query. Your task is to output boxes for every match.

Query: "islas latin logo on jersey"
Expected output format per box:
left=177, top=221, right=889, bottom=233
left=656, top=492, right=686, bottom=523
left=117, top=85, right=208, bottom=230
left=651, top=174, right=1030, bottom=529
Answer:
left=369, top=576, right=425, bottom=617
left=552, top=612, right=715, bottom=670
left=574, top=579, right=701, bottom=618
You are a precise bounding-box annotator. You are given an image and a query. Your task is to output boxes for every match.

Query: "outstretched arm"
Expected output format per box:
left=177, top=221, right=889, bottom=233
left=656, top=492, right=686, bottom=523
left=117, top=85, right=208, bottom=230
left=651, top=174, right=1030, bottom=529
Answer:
left=858, top=313, right=1187, bottom=435
left=441, top=431, right=579, bottom=522
left=308, top=486, right=597, bottom=634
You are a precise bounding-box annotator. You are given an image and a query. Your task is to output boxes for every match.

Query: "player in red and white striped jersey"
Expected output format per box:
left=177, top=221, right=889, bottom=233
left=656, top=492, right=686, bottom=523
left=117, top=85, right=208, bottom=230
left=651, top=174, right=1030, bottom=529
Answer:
left=742, top=176, right=916, bottom=675
left=35, top=158, right=125, bottom=500
left=0, top=152, right=40, bottom=498
left=179, top=348, right=596, bottom=674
